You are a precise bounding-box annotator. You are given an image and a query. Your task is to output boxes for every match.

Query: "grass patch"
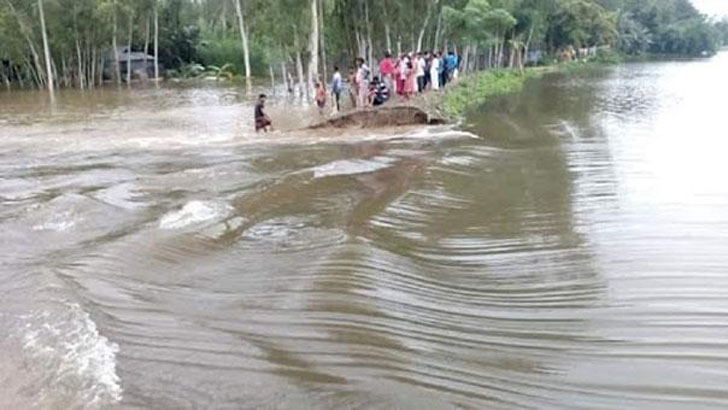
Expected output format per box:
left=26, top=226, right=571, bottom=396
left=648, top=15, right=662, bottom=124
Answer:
left=440, top=70, right=542, bottom=118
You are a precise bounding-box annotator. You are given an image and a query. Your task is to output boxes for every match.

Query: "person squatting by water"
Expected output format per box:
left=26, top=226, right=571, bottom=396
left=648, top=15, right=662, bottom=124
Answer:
left=368, top=76, right=390, bottom=107
left=254, top=94, right=272, bottom=133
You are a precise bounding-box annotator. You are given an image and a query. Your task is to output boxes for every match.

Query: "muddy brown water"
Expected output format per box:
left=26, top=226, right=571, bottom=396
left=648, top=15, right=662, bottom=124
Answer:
left=2, top=53, right=728, bottom=409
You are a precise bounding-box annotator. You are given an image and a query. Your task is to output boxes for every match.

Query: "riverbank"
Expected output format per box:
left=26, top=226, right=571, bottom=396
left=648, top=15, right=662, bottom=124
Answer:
left=421, top=59, right=618, bottom=121
left=308, top=61, right=608, bottom=130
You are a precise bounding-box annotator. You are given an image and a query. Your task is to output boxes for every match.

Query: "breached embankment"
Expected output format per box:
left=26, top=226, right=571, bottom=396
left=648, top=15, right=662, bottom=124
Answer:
left=306, top=106, right=445, bottom=130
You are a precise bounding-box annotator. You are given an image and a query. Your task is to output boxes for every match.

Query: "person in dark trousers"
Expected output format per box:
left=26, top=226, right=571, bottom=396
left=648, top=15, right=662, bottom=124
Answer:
left=254, top=94, right=272, bottom=133
left=368, top=76, right=389, bottom=107
left=438, top=52, right=447, bottom=88
left=445, top=51, right=458, bottom=84
left=423, top=51, right=431, bottom=90
left=331, top=66, right=343, bottom=112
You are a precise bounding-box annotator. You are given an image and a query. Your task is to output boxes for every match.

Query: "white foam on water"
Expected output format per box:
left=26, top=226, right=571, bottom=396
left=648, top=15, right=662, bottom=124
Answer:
left=159, top=200, right=233, bottom=229
left=312, top=157, right=395, bottom=178
left=31, top=210, right=78, bottom=232
left=19, top=303, right=122, bottom=408
left=94, top=182, right=148, bottom=210
left=0, top=178, right=44, bottom=201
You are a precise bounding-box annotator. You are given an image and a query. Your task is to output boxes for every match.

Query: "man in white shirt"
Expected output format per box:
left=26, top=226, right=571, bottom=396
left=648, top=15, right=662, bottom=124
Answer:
left=415, top=53, right=426, bottom=93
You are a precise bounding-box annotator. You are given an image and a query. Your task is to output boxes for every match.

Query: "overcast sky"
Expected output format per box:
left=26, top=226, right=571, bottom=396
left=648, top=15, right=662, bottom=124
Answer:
left=692, top=0, right=728, bottom=17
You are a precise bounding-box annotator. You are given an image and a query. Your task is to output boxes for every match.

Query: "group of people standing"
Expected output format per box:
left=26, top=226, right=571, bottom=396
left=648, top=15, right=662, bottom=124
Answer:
left=333, top=50, right=461, bottom=111
left=379, top=50, right=460, bottom=98
left=261, top=50, right=462, bottom=131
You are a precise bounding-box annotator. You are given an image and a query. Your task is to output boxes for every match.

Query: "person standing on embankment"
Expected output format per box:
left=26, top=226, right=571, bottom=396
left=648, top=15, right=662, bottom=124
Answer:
left=331, top=66, right=343, bottom=112
left=379, top=52, right=394, bottom=96
left=355, top=58, right=370, bottom=109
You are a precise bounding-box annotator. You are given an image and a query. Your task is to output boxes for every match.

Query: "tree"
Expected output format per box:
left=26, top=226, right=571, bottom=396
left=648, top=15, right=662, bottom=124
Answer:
left=233, top=0, right=251, bottom=93
left=37, top=0, right=55, bottom=95
left=307, top=0, right=318, bottom=95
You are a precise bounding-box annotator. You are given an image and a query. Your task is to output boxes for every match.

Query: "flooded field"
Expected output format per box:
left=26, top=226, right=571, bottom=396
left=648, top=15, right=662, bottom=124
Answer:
left=2, top=53, right=728, bottom=409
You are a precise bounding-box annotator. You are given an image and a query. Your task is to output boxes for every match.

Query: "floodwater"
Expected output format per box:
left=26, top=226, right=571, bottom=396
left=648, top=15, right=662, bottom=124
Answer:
left=2, top=52, right=728, bottom=409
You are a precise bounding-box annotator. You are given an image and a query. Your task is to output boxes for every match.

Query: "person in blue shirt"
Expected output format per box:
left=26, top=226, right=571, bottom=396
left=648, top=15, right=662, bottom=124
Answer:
left=444, top=51, right=457, bottom=85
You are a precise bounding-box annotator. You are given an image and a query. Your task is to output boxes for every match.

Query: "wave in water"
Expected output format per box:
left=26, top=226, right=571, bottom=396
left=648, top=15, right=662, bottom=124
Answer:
left=311, top=157, right=395, bottom=178
left=159, top=200, right=234, bottom=230
left=13, top=303, right=122, bottom=409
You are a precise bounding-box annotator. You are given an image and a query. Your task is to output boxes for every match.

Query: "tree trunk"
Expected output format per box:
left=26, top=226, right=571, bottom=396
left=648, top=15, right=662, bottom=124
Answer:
left=23, top=59, right=37, bottom=88
left=127, top=11, right=133, bottom=86
left=307, top=0, right=319, bottom=98
left=98, top=53, right=105, bottom=86
left=472, top=45, right=478, bottom=72
left=75, top=37, right=85, bottom=90
left=37, top=0, right=54, bottom=96
left=269, top=64, right=275, bottom=94
left=221, top=0, right=227, bottom=34
left=1, top=68, right=10, bottom=90
left=233, top=0, right=252, bottom=94
left=509, top=44, right=516, bottom=69
left=154, top=0, right=160, bottom=80
left=294, top=29, right=305, bottom=99
left=72, top=6, right=84, bottom=90
left=497, top=34, right=505, bottom=68
left=385, top=22, right=392, bottom=53
left=112, top=0, right=121, bottom=86
left=364, top=0, right=373, bottom=69
left=318, top=0, right=327, bottom=84
left=143, top=13, right=151, bottom=78
left=433, top=10, right=443, bottom=51
left=91, top=47, right=97, bottom=89
left=280, top=61, right=288, bottom=93
left=5, top=0, right=45, bottom=88
left=416, top=0, right=434, bottom=53
left=461, top=45, right=470, bottom=76
left=61, top=54, right=70, bottom=87
left=523, top=25, right=534, bottom=69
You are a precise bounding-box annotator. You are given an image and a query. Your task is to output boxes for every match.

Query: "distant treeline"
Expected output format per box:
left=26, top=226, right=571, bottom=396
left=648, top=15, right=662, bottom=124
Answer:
left=1, top=0, right=727, bottom=93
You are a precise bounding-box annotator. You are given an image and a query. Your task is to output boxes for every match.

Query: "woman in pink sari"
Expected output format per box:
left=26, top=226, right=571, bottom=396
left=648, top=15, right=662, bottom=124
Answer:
left=403, top=54, right=417, bottom=99
left=395, top=54, right=406, bottom=97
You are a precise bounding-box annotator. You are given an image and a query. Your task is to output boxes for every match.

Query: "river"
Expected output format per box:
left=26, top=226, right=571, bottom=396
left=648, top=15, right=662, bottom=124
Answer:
left=2, top=52, right=728, bottom=409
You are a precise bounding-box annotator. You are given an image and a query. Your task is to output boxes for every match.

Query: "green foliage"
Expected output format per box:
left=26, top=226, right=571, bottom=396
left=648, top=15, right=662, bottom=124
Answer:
left=441, top=70, right=541, bottom=117
left=546, top=0, right=617, bottom=48
left=617, top=13, right=652, bottom=55
left=716, top=19, right=728, bottom=46
left=606, top=0, right=722, bottom=56
left=0, top=0, right=726, bottom=90
left=197, top=35, right=245, bottom=75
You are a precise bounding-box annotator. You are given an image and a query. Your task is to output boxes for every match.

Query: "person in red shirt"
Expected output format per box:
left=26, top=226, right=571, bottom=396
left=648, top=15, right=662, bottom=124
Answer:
left=379, top=52, right=394, bottom=95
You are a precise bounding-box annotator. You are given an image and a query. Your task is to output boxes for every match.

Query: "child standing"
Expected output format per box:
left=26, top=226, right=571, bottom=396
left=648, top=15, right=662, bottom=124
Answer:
left=315, top=79, right=327, bottom=115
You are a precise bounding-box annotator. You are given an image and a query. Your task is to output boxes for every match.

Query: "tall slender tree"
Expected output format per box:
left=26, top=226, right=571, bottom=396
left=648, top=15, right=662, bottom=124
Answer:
left=233, top=0, right=251, bottom=93
left=37, top=0, right=54, bottom=96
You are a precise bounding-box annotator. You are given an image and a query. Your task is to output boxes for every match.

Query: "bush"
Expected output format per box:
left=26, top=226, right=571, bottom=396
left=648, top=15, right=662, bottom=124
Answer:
left=441, top=70, right=539, bottom=117
left=197, top=35, right=272, bottom=78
